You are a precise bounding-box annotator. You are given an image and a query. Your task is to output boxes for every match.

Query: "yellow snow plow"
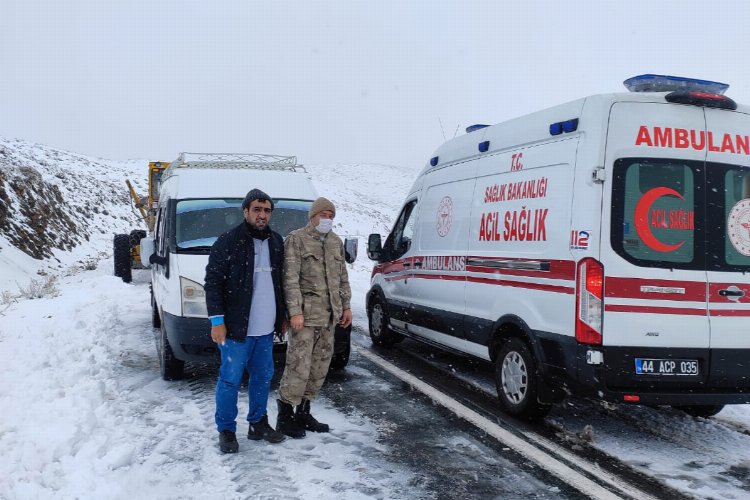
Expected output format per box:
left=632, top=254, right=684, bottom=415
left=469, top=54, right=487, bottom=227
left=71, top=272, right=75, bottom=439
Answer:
left=114, top=161, right=169, bottom=282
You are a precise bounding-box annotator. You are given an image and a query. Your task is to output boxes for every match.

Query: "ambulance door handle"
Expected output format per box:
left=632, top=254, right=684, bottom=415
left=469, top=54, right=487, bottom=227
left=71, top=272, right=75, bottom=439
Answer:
left=402, top=262, right=411, bottom=268
left=413, top=260, right=422, bottom=269
left=719, top=288, right=744, bottom=297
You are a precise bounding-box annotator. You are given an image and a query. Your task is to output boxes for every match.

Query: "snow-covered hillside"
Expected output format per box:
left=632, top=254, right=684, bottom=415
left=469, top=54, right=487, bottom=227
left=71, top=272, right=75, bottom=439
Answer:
left=0, top=137, right=147, bottom=292
left=0, top=139, right=421, bottom=298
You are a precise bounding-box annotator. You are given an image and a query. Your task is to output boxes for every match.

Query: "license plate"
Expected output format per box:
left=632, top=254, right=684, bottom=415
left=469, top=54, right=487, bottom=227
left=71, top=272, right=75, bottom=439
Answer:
left=635, top=358, right=699, bottom=376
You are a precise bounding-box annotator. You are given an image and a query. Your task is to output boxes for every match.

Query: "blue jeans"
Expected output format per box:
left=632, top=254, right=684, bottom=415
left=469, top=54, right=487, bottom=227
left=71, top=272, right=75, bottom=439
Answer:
left=215, top=334, right=275, bottom=433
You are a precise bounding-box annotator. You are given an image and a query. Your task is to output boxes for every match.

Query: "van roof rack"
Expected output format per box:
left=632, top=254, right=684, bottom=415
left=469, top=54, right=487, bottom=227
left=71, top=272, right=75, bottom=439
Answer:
left=166, top=153, right=305, bottom=174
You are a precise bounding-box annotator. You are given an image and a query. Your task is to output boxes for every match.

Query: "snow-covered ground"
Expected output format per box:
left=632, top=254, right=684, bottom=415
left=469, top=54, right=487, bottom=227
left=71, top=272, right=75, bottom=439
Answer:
left=2, top=140, right=750, bottom=499
left=0, top=267, right=429, bottom=500
left=0, top=145, right=429, bottom=499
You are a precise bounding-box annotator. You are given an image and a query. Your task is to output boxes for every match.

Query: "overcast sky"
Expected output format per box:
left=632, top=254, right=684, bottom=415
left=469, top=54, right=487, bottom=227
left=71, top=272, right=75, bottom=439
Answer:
left=2, top=1, right=750, bottom=168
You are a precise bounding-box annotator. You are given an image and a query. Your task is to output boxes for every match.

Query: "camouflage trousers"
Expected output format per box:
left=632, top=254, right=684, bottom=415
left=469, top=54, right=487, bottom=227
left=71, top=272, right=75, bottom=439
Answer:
left=278, top=323, right=334, bottom=407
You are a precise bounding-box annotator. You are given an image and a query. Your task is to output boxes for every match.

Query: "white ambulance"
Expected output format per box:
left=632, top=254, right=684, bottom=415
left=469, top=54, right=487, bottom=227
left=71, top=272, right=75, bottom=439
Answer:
left=366, top=75, right=750, bottom=420
left=141, top=153, right=355, bottom=380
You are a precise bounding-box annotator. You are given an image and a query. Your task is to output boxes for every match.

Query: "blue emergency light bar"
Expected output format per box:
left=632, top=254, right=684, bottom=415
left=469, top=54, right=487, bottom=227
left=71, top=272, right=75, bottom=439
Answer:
left=549, top=118, right=579, bottom=136
left=624, top=74, right=729, bottom=95
left=466, top=124, right=490, bottom=133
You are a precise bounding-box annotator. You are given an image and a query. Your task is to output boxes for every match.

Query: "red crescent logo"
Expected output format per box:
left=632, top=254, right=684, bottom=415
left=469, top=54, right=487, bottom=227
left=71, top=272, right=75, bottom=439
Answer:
left=634, top=187, right=686, bottom=253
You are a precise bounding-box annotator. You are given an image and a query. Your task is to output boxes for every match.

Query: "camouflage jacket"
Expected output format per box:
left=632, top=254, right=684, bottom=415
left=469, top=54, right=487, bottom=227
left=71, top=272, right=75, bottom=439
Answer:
left=284, top=224, right=351, bottom=327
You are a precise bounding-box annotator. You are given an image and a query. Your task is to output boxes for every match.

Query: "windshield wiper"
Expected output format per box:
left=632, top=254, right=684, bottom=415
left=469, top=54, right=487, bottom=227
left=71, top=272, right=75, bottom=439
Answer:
left=177, top=245, right=213, bottom=253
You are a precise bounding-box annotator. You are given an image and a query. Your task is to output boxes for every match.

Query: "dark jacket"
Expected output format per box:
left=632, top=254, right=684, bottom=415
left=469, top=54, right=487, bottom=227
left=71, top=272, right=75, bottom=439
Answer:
left=204, top=222, right=285, bottom=342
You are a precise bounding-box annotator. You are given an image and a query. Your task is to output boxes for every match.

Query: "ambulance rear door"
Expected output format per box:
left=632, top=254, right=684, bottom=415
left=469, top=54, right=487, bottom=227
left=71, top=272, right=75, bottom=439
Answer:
left=704, top=108, right=750, bottom=388
left=601, top=102, right=710, bottom=383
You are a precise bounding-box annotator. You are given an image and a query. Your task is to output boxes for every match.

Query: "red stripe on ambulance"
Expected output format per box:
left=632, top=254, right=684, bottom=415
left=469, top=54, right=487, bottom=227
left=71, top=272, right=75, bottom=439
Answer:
left=605, top=277, right=706, bottom=301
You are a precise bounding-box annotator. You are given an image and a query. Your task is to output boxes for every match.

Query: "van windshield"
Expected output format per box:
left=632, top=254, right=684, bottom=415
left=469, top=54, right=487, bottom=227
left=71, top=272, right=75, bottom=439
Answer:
left=175, top=198, right=313, bottom=252
left=611, top=157, right=750, bottom=271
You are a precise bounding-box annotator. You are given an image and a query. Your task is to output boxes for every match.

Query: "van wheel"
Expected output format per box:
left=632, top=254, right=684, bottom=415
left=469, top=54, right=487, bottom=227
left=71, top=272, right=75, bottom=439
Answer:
left=495, top=337, right=551, bottom=421
left=329, top=344, right=350, bottom=371
left=113, top=234, right=132, bottom=283
left=159, top=323, right=184, bottom=381
left=369, top=300, right=399, bottom=347
left=151, top=295, right=161, bottom=329
left=673, top=405, right=724, bottom=418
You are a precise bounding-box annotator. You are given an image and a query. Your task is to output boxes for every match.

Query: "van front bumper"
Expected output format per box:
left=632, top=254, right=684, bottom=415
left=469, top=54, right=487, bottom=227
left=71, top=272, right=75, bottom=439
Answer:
left=161, top=312, right=287, bottom=364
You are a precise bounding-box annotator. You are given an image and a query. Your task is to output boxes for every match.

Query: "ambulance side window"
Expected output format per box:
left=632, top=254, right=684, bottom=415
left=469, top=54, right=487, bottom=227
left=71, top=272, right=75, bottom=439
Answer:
left=384, top=200, right=418, bottom=260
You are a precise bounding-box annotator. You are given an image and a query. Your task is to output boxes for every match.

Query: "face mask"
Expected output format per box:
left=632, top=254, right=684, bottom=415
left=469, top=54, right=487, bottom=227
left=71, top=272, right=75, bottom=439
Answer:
left=315, top=218, right=333, bottom=234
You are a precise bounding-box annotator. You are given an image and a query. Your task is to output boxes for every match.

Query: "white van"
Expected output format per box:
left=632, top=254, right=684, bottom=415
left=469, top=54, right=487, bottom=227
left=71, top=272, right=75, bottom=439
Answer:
left=366, top=75, right=750, bottom=420
left=141, top=153, right=355, bottom=380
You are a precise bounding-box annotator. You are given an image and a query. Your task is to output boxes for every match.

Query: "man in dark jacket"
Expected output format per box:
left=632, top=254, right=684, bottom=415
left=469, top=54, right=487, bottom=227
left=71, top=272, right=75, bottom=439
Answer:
left=204, top=188, right=286, bottom=453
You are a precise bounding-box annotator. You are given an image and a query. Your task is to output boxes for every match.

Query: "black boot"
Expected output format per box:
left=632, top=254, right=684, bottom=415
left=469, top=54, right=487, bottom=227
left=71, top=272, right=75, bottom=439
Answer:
left=276, top=399, right=306, bottom=439
left=218, top=430, right=239, bottom=453
left=295, top=398, right=330, bottom=433
left=248, top=415, right=286, bottom=443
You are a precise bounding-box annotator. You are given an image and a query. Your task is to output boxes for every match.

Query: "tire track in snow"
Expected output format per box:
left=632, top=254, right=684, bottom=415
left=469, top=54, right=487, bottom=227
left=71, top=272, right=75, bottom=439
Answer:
left=185, top=374, right=301, bottom=500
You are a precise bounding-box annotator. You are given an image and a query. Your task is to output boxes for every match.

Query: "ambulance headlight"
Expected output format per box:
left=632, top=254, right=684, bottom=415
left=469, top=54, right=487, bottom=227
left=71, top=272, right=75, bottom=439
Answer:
left=180, top=277, right=207, bottom=318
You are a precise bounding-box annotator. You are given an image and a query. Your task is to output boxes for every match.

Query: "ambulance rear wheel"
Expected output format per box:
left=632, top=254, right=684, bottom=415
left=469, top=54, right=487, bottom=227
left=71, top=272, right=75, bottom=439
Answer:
left=673, top=404, right=724, bottom=418
left=495, top=337, right=551, bottom=421
left=369, top=300, right=398, bottom=347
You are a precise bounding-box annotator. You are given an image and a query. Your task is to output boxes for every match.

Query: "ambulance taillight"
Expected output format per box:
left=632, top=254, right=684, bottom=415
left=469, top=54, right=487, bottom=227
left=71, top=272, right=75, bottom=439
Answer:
left=575, top=258, right=603, bottom=345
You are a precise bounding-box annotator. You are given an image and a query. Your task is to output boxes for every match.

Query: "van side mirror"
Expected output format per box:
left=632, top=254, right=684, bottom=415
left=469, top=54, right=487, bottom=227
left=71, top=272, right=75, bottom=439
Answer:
left=140, top=238, right=155, bottom=268
left=367, top=234, right=382, bottom=261
left=344, top=238, right=358, bottom=263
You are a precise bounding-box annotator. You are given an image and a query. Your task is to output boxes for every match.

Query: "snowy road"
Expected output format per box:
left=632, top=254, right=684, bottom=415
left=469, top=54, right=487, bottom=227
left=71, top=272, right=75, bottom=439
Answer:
left=379, top=333, right=750, bottom=500
left=4, top=266, right=749, bottom=499
left=0, top=269, right=585, bottom=500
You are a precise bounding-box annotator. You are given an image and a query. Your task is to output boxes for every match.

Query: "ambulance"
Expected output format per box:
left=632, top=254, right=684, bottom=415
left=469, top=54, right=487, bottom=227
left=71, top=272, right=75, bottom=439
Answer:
left=366, top=75, right=750, bottom=420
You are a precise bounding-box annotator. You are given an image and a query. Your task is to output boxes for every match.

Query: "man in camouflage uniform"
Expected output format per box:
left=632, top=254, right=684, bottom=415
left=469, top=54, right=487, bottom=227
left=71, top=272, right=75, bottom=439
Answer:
left=276, top=197, right=352, bottom=438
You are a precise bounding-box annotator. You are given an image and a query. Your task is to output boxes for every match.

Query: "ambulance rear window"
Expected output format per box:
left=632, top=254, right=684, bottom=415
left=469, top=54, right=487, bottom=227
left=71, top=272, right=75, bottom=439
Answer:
left=707, top=164, right=750, bottom=270
left=638, top=164, right=686, bottom=196
left=613, top=158, right=750, bottom=271
left=611, top=158, right=701, bottom=269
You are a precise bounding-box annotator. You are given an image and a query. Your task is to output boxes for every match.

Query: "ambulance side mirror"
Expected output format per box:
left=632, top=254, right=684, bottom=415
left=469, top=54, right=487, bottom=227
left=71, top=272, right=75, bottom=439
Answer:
left=367, top=234, right=382, bottom=261
left=344, top=237, right=358, bottom=263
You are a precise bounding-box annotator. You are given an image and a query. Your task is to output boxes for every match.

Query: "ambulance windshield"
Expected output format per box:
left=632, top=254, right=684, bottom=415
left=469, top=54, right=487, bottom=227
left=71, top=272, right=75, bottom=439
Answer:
left=611, top=158, right=750, bottom=271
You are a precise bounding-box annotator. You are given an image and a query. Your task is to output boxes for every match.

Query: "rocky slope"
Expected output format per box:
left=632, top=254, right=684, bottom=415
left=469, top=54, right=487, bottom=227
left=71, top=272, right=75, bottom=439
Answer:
left=0, top=137, right=147, bottom=291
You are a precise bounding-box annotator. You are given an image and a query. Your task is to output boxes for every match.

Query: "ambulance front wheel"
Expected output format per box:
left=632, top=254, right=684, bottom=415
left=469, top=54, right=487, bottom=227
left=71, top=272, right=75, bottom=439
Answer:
left=495, top=337, right=551, bottom=421
left=368, top=299, right=400, bottom=347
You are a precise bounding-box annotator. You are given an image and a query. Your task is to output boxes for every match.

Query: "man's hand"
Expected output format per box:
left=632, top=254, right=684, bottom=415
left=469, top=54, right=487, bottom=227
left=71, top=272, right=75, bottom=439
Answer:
left=211, top=324, right=227, bottom=344
left=277, top=320, right=289, bottom=341
left=290, top=314, right=304, bottom=331
left=339, top=309, right=352, bottom=328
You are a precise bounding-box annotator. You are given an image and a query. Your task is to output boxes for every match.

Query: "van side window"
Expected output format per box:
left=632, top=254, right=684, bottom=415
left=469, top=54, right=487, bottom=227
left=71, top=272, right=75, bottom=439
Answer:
left=384, top=200, right=418, bottom=260
left=156, top=207, right=167, bottom=256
